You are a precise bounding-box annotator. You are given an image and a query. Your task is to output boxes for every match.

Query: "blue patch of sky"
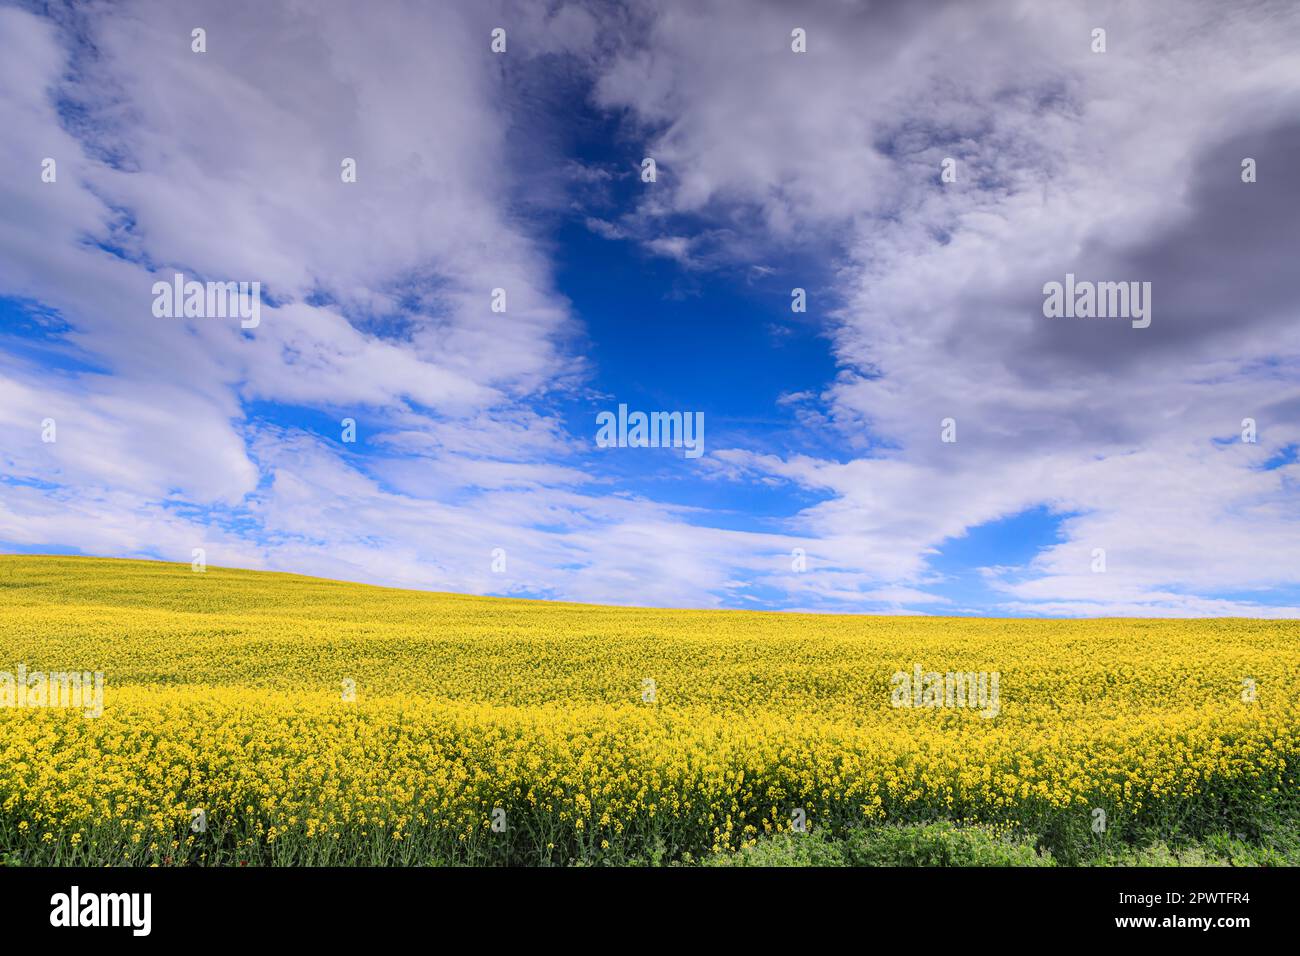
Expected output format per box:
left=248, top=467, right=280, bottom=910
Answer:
left=540, top=88, right=848, bottom=528
left=0, top=296, right=109, bottom=375
left=924, top=505, right=1077, bottom=614
left=1261, top=443, right=1297, bottom=470
left=0, top=541, right=86, bottom=556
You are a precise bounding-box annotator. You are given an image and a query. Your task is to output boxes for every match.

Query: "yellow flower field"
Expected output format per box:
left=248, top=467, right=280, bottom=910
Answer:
left=0, top=555, right=1296, bottom=865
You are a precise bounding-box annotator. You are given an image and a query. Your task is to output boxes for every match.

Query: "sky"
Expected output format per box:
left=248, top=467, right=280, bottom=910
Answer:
left=1, top=0, right=1298, bottom=616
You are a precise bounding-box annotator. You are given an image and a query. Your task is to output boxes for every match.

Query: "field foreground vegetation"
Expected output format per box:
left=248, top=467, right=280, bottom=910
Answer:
left=0, top=555, right=1296, bottom=866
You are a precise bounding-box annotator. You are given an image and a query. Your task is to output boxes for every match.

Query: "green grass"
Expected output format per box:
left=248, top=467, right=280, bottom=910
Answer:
left=701, top=817, right=1300, bottom=867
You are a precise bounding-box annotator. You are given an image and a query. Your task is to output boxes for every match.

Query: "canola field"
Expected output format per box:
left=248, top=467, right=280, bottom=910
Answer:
left=0, top=555, right=1296, bottom=866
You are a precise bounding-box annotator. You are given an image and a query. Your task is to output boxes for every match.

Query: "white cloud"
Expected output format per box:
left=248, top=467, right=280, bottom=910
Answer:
left=590, top=0, right=1300, bottom=615
left=4, top=1, right=1299, bottom=616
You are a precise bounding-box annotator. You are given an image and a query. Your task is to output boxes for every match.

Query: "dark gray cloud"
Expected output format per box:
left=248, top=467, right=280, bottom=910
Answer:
left=1008, top=113, right=1300, bottom=374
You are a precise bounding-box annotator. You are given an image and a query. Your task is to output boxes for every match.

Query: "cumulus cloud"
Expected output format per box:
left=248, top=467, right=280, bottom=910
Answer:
left=3, top=0, right=1298, bottom=616
left=589, top=0, right=1300, bottom=614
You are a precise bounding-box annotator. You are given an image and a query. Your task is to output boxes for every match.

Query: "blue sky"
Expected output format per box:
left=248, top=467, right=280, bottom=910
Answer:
left=1, top=0, right=1299, bottom=616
